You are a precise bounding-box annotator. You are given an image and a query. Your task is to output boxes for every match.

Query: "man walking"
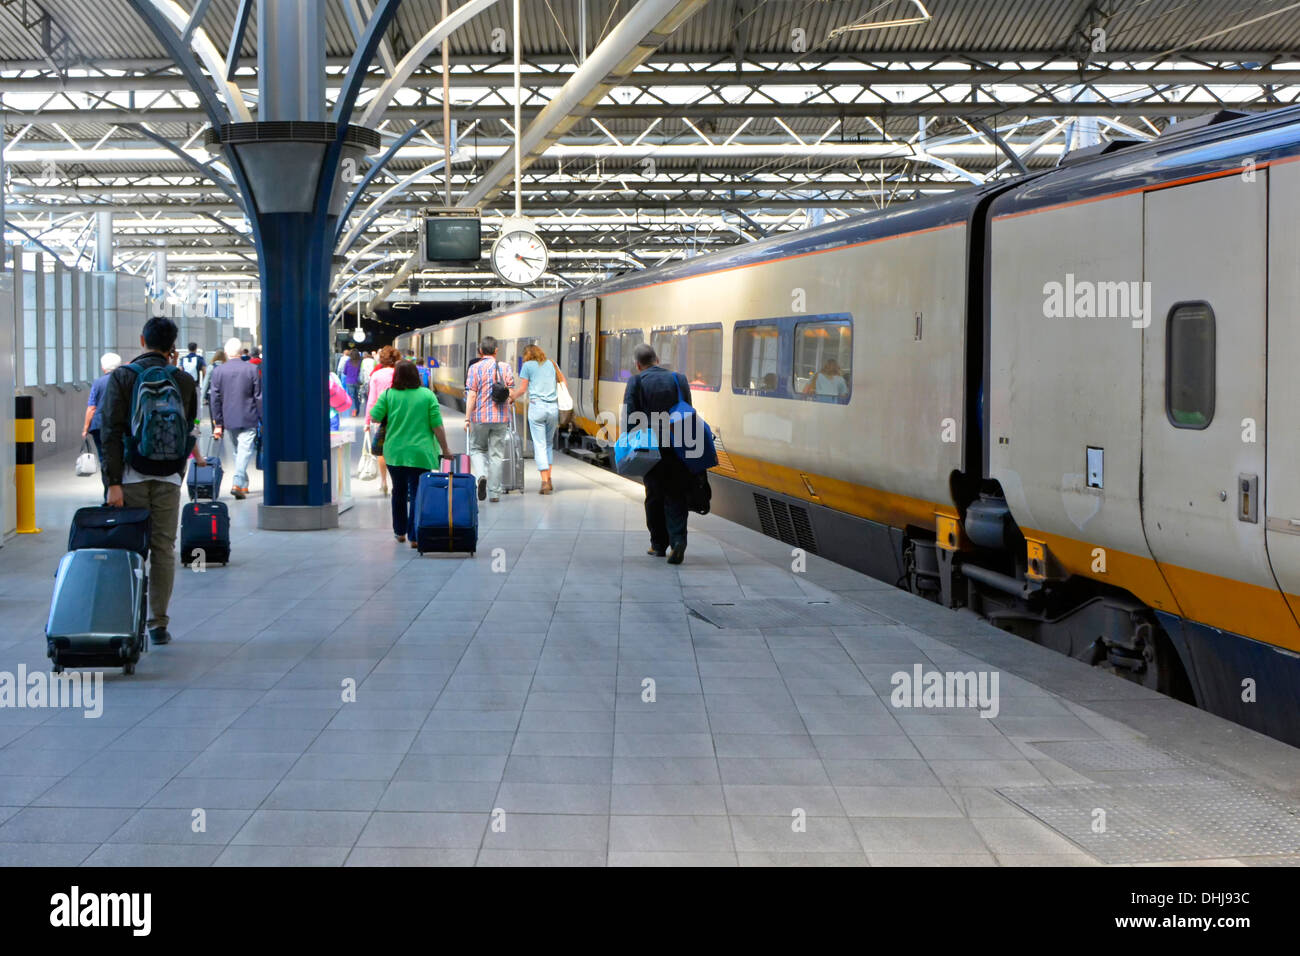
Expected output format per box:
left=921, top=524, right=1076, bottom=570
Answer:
left=464, top=336, right=515, bottom=503
left=82, top=351, right=122, bottom=497
left=179, top=342, right=206, bottom=385
left=208, top=336, right=262, bottom=500
left=624, top=343, right=694, bottom=565
left=100, top=317, right=198, bottom=646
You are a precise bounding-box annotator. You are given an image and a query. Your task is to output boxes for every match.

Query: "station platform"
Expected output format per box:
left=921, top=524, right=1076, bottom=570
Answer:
left=2, top=412, right=1300, bottom=867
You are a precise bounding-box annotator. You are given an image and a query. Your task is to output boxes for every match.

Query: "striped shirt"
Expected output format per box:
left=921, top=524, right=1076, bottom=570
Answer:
left=465, top=357, right=516, bottom=424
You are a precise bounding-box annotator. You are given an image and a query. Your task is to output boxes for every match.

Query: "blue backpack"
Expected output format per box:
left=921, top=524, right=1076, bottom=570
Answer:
left=126, top=362, right=191, bottom=473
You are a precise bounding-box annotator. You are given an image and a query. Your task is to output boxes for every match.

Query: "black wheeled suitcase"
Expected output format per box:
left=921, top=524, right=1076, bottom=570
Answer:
left=180, top=501, right=231, bottom=566
left=67, top=506, right=151, bottom=555
left=46, top=548, right=146, bottom=675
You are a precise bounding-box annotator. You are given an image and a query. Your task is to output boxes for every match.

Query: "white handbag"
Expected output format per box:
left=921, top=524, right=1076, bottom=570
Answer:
left=556, top=379, right=574, bottom=412
left=75, top=439, right=97, bottom=477
left=356, top=427, right=379, bottom=481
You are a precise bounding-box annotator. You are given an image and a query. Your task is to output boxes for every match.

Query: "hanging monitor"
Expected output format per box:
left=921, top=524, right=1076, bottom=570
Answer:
left=420, top=207, right=482, bottom=267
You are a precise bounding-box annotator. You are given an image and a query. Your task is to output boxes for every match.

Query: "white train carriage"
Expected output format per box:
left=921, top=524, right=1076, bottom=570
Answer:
left=394, top=105, right=1300, bottom=746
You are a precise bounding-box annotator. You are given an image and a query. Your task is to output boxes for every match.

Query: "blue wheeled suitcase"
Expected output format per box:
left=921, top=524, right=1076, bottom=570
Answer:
left=187, top=441, right=223, bottom=500
left=414, top=470, right=478, bottom=555
left=46, top=548, right=147, bottom=675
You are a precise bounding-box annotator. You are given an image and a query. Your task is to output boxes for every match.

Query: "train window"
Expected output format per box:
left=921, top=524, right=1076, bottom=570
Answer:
left=619, top=330, right=644, bottom=381
left=793, top=319, right=852, bottom=404
left=598, top=331, right=619, bottom=381
left=1166, top=302, right=1215, bottom=429
left=684, top=327, right=722, bottom=391
left=732, top=324, right=782, bottom=393
left=566, top=333, right=584, bottom=379
left=650, top=329, right=677, bottom=370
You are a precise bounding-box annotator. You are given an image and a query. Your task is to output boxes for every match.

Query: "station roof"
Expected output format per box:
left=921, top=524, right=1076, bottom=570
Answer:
left=2, top=0, right=1299, bottom=324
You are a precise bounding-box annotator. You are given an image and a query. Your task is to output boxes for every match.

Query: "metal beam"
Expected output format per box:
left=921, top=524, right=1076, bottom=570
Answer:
left=333, top=0, right=404, bottom=126
left=333, top=119, right=436, bottom=242
left=125, top=124, right=246, bottom=211
left=461, top=0, right=710, bottom=209
left=125, top=0, right=252, bottom=127
left=358, top=0, right=505, bottom=128
left=224, top=0, right=254, bottom=81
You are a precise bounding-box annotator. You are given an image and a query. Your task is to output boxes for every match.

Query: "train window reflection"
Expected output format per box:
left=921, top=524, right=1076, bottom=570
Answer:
left=598, top=331, right=619, bottom=381
left=733, top=324, right=781, bottom=393
left=685, top=328, right=722, bottom=391
left=651, top=330, right=677, bottom=371
left=619, top=330, right=644, bottom=382
left=794, top=320, right=852, bottom=404
left=1166, top=302, right=1215, bottom=429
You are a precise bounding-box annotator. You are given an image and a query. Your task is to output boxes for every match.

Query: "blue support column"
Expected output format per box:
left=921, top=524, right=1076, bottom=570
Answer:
left=256, top=210, right=334, bottom=510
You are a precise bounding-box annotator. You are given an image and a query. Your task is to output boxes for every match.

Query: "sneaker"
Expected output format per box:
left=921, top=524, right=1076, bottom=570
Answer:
left=667, top=543, right=686, bottom=565
left=148, top=626, right=172, bottom=646
left=489, top=496, right=500, bottom=503
left=477, top=477, right=487, bottom=501
left=647, top=548, right=666, bottom=557
left=409, top=539, right=418, bottom=549
left=231, top=486, right=246, bottom=500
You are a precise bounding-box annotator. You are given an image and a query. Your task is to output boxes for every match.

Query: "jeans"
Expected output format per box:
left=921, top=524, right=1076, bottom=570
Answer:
left=224, top=426, right=257, bottom=489
left=527, top=402, right=559, bottom=471
left=387, top=464, right=423, bottom=540
left=121, top=479, right=181, bottom=629
left=642, top=451, right=691, bottom=552
left=469, top=422, right=508, bottom=497
left=346, top=382, right=362, bottom=416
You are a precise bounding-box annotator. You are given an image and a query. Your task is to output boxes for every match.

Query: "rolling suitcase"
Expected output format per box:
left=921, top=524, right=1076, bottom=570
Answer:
left=438, top=454, right=472, bottom=475
left=500, top=409, right=525, bottom=494
left=187, top=437, right=223, bottom=500
left=46, top=548, right=146, bottom=675
left=180, top=501, right=231, bottom=566
left=67, top=506, right=151, bottom=555
left=414, top=470, right=478, bottom=555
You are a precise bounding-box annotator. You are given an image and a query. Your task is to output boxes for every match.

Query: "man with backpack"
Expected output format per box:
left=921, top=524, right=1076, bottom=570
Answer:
left=99, top=316, right=199, bottom=647
left=208, top=336, right=262, bottom=500
left=464, top=336, right=515, bottom=503
left=179, top=342, right=206, bottom=385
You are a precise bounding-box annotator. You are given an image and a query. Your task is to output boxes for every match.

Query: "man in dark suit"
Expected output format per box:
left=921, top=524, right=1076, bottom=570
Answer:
left=624, top=343, right=693, bottom=565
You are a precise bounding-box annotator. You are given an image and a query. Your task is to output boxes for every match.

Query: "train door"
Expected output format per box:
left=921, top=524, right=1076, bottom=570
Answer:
left=560, top=297, right=584, bottom=423
left=584, top=298, right=601, bottom=427
left=1266, top=162, right=1300, bottom=628
left=1140, top=174, right=1300, bottom=642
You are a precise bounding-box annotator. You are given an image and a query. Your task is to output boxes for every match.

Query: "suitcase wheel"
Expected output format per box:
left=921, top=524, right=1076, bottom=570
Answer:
left=123, top=661, right=135, bottom=676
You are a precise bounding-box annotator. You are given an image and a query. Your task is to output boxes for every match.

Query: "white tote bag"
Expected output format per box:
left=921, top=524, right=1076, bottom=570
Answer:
left=554, top=361, right=574, bottom=416
left=75, top=439, right=97, bottom=477
left=356, top=426, right=379, bottom=481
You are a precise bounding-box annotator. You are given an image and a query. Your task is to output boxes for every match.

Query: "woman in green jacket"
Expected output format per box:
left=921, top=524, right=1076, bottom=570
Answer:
left=370, top=360, right=451, bottom=547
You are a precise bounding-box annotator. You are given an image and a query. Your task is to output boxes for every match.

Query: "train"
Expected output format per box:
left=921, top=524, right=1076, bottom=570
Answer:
left=398, top=105, right=1300, bottom=747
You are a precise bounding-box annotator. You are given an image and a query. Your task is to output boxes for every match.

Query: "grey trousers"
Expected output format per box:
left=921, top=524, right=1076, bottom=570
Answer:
left=468, top=422, right=508, bottom=497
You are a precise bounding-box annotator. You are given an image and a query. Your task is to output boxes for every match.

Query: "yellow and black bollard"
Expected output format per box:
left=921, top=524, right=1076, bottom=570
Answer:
left=15, top=396, right=40, bottom=534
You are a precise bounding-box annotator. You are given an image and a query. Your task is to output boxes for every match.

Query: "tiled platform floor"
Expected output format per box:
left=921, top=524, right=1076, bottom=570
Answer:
left=1, top=413, right=1299, bottom=866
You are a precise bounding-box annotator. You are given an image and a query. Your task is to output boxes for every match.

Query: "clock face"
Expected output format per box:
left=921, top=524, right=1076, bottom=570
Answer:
left=491, top=230, right=548, bottom=286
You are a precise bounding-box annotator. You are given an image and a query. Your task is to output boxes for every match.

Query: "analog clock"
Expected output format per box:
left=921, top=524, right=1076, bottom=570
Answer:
left=491, top=229, right=548, bottom=286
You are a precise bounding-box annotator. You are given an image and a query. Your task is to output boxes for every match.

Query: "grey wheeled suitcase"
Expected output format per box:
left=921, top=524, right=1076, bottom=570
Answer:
left=46, top=548, right=147, bottom=675
left=501, top=409, right=525, bottom=494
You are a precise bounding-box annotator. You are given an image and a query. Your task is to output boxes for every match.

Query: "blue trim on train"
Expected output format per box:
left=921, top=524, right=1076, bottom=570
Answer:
left=992, top=104, right=1300, bottom=218
left=1155, top=610, right=1300, bottom=746
left=588, top=187, right=990, bottom=300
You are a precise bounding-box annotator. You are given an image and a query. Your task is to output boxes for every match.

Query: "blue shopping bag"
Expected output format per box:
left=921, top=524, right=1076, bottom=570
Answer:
left=666, top=379, right=718, bottom=475
left=613, top=427, right=661, bottom=477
